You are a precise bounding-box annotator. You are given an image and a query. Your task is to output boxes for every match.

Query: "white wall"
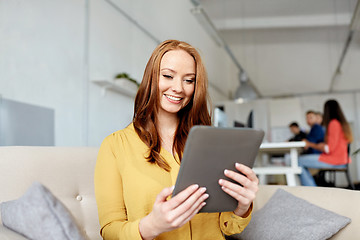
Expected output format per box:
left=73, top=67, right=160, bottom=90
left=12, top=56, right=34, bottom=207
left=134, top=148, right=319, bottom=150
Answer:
left=0, top=0, right=85, bottom=145
left=0, top=0, right=234, bottom=146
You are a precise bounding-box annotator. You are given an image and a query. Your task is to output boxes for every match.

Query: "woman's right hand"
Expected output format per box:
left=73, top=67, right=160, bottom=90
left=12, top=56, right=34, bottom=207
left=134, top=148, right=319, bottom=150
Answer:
left=139, top=184, right=208, bottom=240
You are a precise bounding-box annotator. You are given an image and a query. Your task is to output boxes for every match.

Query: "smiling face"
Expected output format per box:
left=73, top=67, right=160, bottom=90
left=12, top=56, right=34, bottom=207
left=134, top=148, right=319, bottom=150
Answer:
left=158, top=49, right=196, bottom=117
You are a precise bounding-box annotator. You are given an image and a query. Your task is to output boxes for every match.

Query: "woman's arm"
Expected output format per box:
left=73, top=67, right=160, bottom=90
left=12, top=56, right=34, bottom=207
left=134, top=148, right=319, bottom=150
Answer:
left=95, top=136, right=143, bottom=240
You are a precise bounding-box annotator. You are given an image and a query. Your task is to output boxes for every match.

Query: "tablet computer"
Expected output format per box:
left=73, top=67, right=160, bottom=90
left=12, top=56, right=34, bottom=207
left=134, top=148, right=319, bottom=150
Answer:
left=173, top=126, right=264, bottom=213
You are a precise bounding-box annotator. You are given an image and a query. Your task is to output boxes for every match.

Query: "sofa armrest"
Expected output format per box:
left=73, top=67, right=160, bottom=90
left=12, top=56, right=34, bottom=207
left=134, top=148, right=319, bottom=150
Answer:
left=0, top=225, right=28, bottom=240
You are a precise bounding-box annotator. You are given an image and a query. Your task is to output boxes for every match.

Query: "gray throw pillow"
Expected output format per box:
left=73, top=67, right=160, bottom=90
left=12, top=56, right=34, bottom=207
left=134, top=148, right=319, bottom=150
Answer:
left=229, top=189, right=351, bottom=240
left=1, top=182, right=86, bottom=240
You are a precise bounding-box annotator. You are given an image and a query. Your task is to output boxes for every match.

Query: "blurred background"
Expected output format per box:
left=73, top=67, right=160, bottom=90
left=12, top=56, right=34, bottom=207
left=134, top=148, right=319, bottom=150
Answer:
left=0, top=0, right=359, bottom=184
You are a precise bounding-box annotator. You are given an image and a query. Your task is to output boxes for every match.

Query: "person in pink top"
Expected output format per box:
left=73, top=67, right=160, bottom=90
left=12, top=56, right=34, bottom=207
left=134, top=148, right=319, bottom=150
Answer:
left=298, top=99, right=353, bottom=186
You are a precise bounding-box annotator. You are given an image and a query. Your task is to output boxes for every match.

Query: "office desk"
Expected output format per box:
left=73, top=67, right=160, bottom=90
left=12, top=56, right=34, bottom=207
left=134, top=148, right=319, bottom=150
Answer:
left=253, top=141, right=305, bottom=186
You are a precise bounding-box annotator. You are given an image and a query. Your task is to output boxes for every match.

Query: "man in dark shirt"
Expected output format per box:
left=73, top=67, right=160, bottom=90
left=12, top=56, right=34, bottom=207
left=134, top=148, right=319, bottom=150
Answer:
left=288, top=122, right=307, bottom=141
left=304, top=110, right=325, bottom=154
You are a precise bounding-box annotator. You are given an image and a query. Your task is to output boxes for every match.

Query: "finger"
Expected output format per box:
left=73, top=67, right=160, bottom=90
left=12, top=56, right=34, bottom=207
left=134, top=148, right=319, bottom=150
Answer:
left=223, top=169, right=255, bottom=189
left=221, top=185, right=253, bottom=206
left=219, top=178, right=244, bottom=195
left=171, top=187, right=208, bottom=218
left=162, top=187, right=207, bottom=227
left=235, top=163, right=259, bottom=183
left=155, top=186, right=175, bottom=203
left=174, top=198, right=207, bottom=227
left=219, top=179, right=259, bottom=199
left=168, top=184, right=200, bottom=209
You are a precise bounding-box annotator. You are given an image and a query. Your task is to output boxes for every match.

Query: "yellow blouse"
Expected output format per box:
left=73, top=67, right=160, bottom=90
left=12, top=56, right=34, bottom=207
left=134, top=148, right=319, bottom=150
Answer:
left=94, top=123, right=252, bottom=240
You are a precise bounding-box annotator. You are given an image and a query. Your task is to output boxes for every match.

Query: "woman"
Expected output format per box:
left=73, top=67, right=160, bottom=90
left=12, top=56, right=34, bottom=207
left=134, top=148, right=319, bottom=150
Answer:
left=94, top=40, right=259, bottom=240
left=298, top=99, right=353, bottom=186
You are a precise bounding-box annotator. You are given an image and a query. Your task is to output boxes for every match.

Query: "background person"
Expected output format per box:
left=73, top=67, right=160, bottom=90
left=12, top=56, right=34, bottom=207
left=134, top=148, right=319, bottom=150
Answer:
left=315, top=111, right=323, bottom=125
left=288, top=122, right=307, bottom=142
left=304, top=110, right=325, bottom=154
left=94, top=40, right=258, bottom=240
left=298, top=99, right=353, bottom=186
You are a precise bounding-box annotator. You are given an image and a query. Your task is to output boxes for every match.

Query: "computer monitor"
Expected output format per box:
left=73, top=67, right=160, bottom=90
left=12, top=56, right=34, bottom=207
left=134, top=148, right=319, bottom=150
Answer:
left=0, top=98, right=54, bottom=146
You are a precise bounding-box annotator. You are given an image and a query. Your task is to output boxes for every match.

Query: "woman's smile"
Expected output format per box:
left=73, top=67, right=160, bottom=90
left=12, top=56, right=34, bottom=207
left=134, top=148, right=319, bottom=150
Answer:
left=164, top=94, right=183, bottom=103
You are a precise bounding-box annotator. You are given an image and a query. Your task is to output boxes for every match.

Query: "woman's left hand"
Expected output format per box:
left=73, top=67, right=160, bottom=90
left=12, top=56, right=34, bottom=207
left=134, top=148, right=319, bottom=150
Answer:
left=218, top=163, right=259, bottom=217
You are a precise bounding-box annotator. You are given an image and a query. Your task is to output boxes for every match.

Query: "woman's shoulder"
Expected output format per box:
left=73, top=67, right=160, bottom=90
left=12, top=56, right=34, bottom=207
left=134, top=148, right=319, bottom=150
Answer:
left=100, top=123, right=147, bottom=158
left=115, top=122, right=136, bottom=136
left=102, top=123, right=138, bottom=145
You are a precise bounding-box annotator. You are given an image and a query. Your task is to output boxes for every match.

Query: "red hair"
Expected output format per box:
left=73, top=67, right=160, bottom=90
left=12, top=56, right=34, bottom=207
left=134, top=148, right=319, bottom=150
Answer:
left=133, top=40, right=211, bottom=171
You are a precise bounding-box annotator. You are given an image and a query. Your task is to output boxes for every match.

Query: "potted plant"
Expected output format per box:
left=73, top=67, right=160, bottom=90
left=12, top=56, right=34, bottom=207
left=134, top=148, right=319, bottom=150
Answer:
left=114, top=72, right=140, bottom=87
left=112, top=72, right=140, bottom=94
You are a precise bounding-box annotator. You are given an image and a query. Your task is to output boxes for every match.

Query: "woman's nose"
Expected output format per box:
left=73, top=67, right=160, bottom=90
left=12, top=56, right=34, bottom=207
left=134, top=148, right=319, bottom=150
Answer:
left=171, top=78, right=183, bottom=93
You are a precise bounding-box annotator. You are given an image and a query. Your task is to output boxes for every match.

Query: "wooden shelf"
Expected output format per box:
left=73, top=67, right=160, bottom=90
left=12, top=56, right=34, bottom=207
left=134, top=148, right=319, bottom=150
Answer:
left=92, top=79, right=138, bottom=97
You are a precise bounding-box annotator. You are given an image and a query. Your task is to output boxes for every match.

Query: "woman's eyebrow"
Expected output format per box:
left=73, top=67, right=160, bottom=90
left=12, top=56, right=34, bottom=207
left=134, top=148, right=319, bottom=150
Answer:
left=160, top=68, right=195, bottom=76
left=184, top=73, right=196, bottom=76
left=160, top=68, right=176, bottom=72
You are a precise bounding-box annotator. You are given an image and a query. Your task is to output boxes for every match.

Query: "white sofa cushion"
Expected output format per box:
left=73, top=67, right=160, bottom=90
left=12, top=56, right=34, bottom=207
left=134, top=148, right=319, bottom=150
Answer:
left=1, top=182, right=86, bottom=240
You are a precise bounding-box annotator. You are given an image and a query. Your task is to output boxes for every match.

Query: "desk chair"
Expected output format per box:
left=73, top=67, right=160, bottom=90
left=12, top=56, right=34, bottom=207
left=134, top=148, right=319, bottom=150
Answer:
left=317, top=145, right=355, bottom=190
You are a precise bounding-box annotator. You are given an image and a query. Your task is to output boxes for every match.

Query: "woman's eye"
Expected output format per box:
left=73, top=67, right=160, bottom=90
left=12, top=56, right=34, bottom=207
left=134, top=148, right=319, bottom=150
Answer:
left=185, top=79, right=195, bottom=84
left=163, top=74, right=173, bottom=79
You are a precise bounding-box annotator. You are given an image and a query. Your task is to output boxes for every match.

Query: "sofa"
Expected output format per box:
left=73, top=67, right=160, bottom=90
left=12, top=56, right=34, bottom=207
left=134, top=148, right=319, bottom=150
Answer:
left=1, top=146, right=360, bottom=239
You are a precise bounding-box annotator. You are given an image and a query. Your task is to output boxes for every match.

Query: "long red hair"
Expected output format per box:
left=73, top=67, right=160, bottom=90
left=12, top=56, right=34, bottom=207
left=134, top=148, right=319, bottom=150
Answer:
left=133, top=40, right=211, bottom=171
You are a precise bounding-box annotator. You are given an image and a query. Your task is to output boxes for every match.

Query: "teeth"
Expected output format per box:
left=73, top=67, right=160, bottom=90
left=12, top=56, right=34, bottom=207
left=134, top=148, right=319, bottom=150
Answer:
left=166, top=95, right=182, bottom=101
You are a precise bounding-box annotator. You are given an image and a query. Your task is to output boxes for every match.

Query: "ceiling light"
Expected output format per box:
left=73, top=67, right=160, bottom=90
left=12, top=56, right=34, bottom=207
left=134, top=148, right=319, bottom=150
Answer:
left=234, top=71, right=258, bottom=102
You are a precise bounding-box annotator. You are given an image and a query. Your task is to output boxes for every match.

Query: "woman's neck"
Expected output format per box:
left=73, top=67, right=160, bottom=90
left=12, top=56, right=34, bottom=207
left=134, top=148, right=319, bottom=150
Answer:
left=156, top=111, right=179, bottom=154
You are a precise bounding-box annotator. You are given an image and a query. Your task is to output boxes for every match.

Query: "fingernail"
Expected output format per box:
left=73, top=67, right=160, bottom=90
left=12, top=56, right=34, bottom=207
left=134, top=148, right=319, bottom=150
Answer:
left=235, top=163, right=240, bottom=167
left=193, top=184, right=199, bottom=190
left=202, top=202, right=207, bottom=206
left=200, top=187, right=207, bottom=193
left=219, top=179, right=223, bottom=184
left=224, top=169, right=228, bottom=174
left=203, top=193, right=209, bottom=199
